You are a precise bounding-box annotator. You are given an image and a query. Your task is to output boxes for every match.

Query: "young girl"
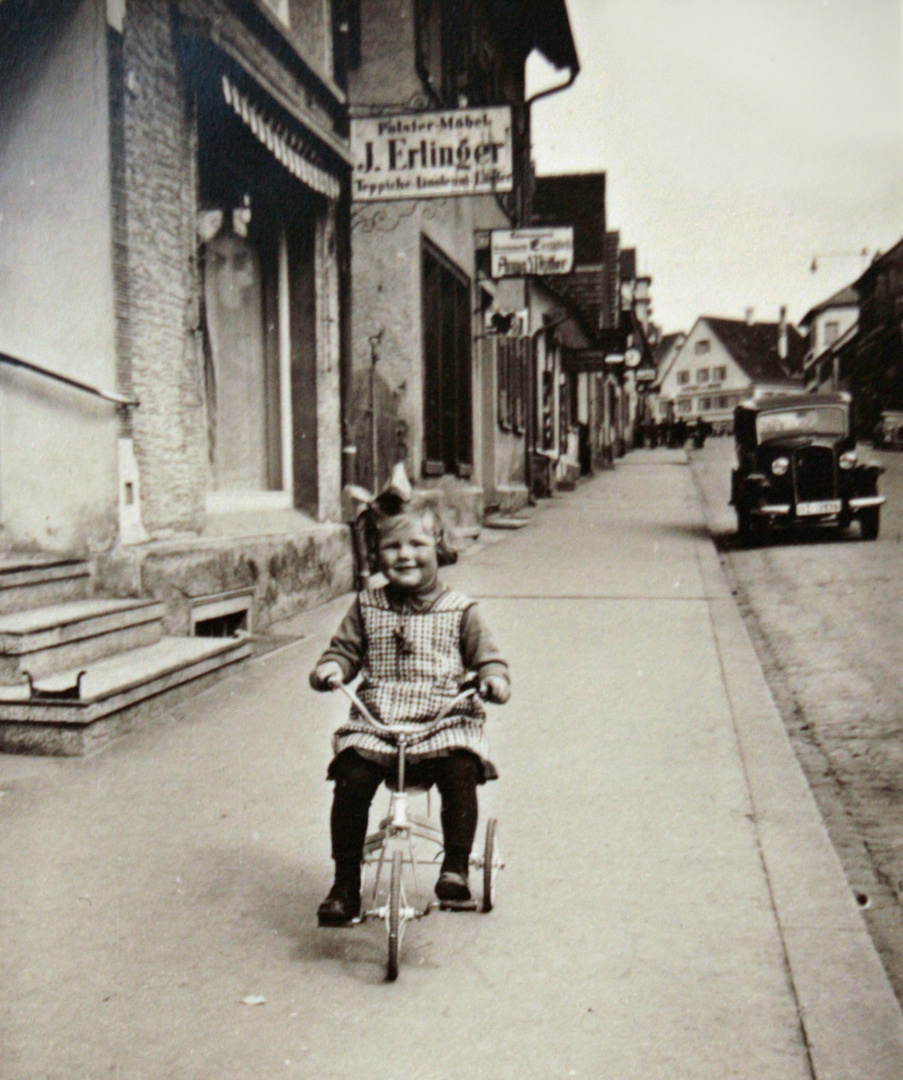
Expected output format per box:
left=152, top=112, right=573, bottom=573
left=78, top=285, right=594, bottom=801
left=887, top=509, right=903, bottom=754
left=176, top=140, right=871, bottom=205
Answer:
left=310, top=486, right=510, bottom=926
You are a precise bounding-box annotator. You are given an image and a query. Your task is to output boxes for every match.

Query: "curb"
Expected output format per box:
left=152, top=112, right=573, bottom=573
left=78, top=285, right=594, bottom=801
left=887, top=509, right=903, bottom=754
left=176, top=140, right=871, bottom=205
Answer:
left=691, top=464, right=903, bottom=1079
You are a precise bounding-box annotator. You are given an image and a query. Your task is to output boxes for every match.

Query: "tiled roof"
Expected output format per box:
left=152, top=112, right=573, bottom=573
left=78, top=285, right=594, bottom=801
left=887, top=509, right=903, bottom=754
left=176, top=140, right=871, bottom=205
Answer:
left=654, top=332, right=684, bottom=363
left=533, top=173, right=607, bottom=264
left=549, top=267, right=605, bottom=330
left=800, top=283, right=859, bottom=327
left=704, top=317, right=805, bottom=383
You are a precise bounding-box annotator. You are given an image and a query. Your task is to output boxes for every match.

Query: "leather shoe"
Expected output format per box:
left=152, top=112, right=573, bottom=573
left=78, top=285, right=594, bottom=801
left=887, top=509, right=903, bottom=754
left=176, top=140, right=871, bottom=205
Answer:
left=317, top=886, right=361, bottom=926
left=434, top=871, right=471, bottom=902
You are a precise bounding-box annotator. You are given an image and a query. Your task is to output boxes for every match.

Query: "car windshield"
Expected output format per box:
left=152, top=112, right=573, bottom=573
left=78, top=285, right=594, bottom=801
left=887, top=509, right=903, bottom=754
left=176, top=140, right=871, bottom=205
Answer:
left=756, top=406, right=846, bottom=441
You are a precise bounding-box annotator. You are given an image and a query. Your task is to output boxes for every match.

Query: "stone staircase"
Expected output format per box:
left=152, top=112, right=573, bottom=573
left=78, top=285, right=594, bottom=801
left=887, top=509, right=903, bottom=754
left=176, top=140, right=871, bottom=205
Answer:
left=0, top=556, right=250, bottom=756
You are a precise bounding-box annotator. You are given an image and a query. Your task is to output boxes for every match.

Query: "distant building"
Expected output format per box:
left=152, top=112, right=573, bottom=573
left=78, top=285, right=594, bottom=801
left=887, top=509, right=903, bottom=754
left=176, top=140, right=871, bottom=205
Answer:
left=841, top=237, right=903, bottom=435
left=799, top=284, right=859, bottom=392
left=648, top=332, right=685, bottom=423
left=659, top=313, right=804, bottom=430
left=346, top=0, right=579, bottom=519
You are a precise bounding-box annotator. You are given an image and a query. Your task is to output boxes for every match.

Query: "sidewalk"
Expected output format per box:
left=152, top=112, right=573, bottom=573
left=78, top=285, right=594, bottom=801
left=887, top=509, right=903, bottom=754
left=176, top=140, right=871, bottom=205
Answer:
left=2, top=451, right=902, bottom=1079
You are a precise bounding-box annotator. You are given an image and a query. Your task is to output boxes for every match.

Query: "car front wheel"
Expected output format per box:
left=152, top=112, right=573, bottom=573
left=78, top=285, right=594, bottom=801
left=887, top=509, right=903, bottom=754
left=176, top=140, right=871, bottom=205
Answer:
left=860, top=507, right=880, bottom=541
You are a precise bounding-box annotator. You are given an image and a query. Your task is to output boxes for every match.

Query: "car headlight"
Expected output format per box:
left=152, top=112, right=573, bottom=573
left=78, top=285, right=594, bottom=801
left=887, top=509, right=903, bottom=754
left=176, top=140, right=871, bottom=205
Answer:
left=771, top=456, right=789, bottom=476
left=839, top=450, right=857, bottom=470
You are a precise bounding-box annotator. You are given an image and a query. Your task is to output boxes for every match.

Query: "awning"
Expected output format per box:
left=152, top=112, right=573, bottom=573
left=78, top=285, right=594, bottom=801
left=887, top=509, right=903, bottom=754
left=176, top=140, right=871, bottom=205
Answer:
left=222, top=75, right=341, bottom=201
left=562, top=350, right=614, bottom=373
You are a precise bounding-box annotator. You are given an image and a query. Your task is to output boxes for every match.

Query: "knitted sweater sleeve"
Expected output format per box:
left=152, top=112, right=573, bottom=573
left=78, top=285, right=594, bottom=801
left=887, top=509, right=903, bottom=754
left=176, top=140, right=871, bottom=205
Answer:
left=460, top=603, right=510, bottom=685
left=315, top=597, right=365, bottom=682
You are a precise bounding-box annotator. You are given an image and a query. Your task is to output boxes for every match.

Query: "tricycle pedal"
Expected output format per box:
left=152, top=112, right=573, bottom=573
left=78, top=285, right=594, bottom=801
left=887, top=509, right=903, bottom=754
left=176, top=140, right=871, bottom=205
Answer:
left=437, top=898, right=478, bottom=912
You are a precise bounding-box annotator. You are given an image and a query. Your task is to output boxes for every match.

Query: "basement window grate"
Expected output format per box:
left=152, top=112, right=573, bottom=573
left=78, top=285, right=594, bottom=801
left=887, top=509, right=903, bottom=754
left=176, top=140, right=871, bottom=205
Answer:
left=189, top=589, right=254, bottom=638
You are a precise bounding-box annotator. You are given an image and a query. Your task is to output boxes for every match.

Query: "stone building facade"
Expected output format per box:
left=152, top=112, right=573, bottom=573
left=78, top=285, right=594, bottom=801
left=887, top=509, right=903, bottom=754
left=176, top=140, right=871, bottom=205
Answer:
left=344, top=0, right=578, bottom=524
left=0, top=0, right=353, bottom=628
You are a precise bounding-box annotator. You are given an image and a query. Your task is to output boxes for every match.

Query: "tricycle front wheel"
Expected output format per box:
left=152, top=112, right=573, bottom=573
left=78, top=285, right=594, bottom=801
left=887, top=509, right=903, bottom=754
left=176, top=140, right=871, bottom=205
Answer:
left=387, top=850, right=402, bottom=981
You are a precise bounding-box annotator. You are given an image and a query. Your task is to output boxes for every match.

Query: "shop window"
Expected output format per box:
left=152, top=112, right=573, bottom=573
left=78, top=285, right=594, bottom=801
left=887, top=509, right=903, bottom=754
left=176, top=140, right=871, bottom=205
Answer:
left=497, top=336, right=527, bottom=434
left=697, top=367, right=709, bottom=383
left=422, top=240, right=472, bottom=477
left=695, top=339, right=710, bottom=354
left=677, top=370, right=690, bottom=385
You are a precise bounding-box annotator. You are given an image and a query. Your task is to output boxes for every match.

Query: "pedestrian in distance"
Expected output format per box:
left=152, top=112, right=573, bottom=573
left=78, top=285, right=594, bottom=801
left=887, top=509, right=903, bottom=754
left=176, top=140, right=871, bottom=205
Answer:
left=309, top=470, right=511, bottom=927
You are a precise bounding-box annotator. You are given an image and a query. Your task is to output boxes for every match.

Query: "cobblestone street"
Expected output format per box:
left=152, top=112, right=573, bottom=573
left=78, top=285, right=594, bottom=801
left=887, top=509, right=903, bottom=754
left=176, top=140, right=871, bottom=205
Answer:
left=693, top=437, right=903, bottom=1003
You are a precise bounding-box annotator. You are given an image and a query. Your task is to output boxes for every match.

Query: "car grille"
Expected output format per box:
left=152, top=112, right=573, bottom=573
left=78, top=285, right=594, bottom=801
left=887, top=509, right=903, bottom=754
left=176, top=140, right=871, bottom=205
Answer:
left=793, top=445, right=835, bottom=503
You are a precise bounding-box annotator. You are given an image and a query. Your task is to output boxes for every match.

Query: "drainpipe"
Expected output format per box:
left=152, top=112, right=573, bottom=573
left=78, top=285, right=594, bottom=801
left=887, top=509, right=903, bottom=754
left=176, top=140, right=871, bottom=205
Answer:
left=524, top=65, right=579, bottom=109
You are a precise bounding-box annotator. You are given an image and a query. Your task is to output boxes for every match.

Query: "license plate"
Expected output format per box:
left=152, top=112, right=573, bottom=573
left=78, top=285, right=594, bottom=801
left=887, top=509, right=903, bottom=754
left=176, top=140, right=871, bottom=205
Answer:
left=797, top=500, right=841, bottom=516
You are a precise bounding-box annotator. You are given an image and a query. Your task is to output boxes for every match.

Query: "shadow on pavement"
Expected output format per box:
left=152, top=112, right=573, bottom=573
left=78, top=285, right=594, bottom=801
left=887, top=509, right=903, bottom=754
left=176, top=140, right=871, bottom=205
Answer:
left=201, top=841, right=391, bottom=985
left=714, top=523, right=868, bottom=553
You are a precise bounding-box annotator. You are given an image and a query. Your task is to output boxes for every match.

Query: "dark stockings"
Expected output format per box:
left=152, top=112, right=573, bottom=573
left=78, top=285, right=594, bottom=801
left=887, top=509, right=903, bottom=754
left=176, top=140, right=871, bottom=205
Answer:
left=328, top=749, right=481, bottom=889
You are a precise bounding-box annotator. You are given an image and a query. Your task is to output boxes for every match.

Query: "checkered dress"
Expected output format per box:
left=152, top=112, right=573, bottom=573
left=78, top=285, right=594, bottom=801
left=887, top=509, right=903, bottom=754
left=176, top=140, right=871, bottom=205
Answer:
left=331, top=587, right=494, bottom=769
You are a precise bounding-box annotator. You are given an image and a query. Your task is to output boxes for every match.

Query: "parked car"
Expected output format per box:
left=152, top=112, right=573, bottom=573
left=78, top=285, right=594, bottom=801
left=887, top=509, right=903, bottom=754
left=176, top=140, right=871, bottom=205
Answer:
left=873, top=410, right=903, bottom=449
left=730, top=393, right=885, bottom=540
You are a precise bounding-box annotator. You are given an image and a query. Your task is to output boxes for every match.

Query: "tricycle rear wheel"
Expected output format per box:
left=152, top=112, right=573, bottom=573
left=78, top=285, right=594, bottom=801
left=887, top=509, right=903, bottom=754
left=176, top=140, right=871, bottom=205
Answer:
left=482, top=818, right=499, bottom=913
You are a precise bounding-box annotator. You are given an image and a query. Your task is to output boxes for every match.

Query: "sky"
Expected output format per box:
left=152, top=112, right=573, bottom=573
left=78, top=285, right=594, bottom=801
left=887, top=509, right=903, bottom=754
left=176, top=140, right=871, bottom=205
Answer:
left=527, top=0, right=903, bottom=335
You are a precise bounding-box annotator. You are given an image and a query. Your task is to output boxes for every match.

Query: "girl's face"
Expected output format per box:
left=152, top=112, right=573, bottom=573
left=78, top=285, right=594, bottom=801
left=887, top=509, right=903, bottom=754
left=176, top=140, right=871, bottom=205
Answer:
left=377, top=513, right=439, bottom=592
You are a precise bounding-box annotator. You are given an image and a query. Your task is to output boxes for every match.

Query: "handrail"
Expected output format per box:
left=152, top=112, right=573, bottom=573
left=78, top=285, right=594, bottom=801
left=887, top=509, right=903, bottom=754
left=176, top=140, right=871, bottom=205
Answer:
left=0, top=350, right=139, bottom=407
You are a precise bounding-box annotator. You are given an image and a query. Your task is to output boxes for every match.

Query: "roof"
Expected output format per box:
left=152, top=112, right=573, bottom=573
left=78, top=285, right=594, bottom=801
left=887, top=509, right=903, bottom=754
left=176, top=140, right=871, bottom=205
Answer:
left=704, top=316, right=805, bottom=383
left=737, top=392, right=850, bottom=414
left=653, top=332, right=684, bottom=364
left=619, top=248, right=636, bottom=283
left=799, top=283, right=859, bottom=328
left=855, top=234, right=903, bottom=291
left=486, top=0, right=579, bottom=72
left=533, top=173, right=606, bottom=265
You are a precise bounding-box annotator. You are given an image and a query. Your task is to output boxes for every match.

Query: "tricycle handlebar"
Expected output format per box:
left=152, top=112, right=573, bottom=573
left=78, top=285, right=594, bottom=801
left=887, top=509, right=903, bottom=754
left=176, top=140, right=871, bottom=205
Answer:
left=333, top=680, right=480, bottom=739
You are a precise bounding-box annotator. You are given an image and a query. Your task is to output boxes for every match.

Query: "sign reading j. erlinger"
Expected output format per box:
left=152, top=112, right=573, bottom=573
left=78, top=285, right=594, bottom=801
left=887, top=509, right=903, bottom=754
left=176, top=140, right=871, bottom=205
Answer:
left=351, top=107, right=513, bottom=202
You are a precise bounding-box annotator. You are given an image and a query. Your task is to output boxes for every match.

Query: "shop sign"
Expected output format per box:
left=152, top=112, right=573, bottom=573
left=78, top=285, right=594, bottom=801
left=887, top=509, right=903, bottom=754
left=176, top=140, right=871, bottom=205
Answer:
left=351, top=107, right=513, bottom=202
left=490, top=228, right=574, bottom=278
left=635, top=367, right=657, bottom=382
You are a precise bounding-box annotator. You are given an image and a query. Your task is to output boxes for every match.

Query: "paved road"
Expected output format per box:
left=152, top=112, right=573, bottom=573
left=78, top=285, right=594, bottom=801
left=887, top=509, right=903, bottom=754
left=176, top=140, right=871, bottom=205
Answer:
left=3, top=454, right=903, bottom=1079
left=693, top=436, right=903, bottom=1003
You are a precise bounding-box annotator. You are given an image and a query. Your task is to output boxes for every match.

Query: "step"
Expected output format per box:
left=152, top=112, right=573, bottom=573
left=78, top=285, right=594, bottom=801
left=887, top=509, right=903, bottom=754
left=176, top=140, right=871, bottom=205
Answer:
left=483, top=515, right=530, bottom=530
left=0, top=556, right=91, bottom=615
left=0, top=598, right=165, bottom=682
left=0, top=635, right=251, bottom=756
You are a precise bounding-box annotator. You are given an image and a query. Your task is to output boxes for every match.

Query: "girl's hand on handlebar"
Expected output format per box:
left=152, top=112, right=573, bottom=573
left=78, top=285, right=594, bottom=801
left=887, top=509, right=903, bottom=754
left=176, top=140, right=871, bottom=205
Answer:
left=310, top=661, right=344, bottom=691
left=479, top=675, right=510, bottom=705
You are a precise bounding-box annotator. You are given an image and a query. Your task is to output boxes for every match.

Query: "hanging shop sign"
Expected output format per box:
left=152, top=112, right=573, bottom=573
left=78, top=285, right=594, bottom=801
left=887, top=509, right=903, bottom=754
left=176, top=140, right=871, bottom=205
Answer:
left=351, top=106, right=513, bottom=201
left=490, top=227, right=575, bottom=278
left=635, top=366, right=657, bottom=382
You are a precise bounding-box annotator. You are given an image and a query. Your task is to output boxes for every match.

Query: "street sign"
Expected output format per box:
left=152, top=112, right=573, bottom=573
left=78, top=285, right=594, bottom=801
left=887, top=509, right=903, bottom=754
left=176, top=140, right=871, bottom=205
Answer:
left=490, top=227, right=574, bottom=278
left=351, top=107, right=513, bottom=202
